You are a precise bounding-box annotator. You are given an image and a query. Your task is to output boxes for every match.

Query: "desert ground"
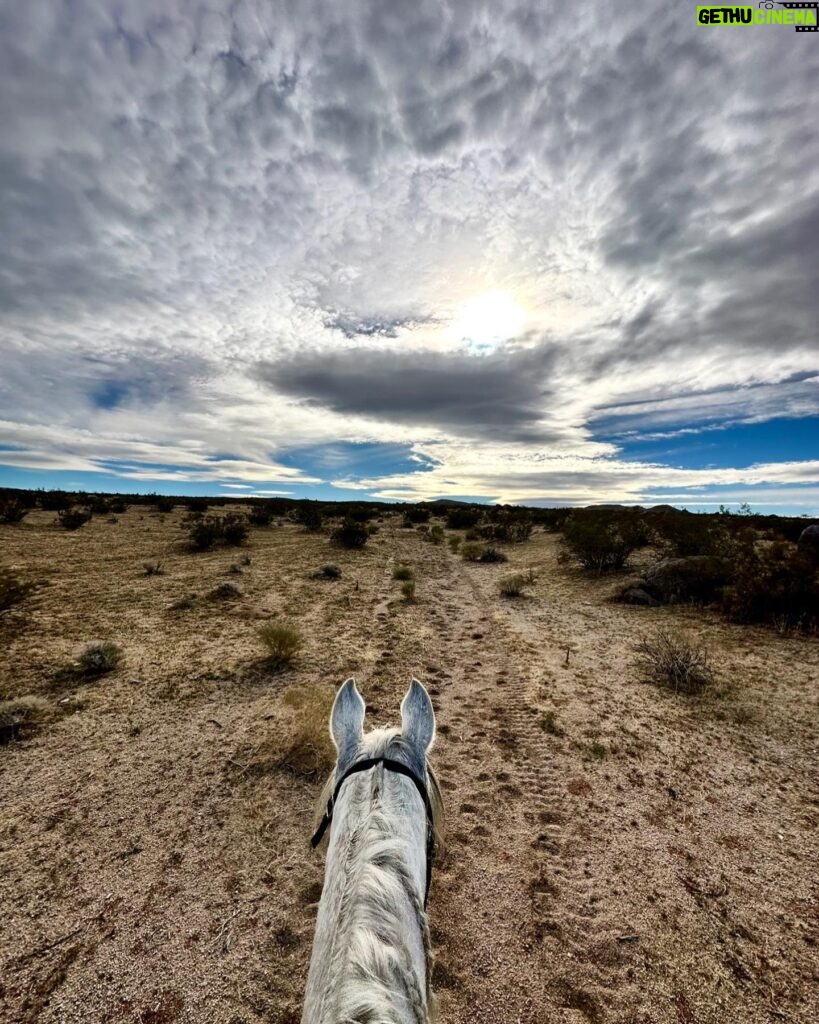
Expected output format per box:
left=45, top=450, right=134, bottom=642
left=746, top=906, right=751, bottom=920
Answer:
left=1, top=507, right=817, bottom=1024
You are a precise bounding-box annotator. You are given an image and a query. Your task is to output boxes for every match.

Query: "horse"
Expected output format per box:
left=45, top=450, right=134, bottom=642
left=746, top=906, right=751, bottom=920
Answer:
left=301, top=678, right=444, bottom=1024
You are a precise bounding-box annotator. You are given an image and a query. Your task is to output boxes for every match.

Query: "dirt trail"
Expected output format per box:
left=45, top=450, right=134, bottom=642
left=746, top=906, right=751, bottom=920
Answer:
left=1, top=512, right=817, bottom=1024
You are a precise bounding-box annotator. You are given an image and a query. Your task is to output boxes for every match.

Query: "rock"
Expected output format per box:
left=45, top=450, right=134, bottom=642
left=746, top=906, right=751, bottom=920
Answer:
left=642, top=556, right=731, bottom=604
left=797, top=524, right=819, bottom=552
left=620, top=587, right=660, bottom=607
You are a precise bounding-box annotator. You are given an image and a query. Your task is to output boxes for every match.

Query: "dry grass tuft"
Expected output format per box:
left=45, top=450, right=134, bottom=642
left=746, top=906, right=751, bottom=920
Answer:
left=0, top=696, right=54, bottom=745
left=401, top=580, right=417, bottom=602
left=393, top=564, right=414, bottom=581
left=258, top=620, right=302, bottom=667
left=636, top=631, right=714, bottom=695
left=78, top=642, right=123, bottom=676
left=499, top=574, right=528, bottom=598
left=279, top=684, right=336, bottom=775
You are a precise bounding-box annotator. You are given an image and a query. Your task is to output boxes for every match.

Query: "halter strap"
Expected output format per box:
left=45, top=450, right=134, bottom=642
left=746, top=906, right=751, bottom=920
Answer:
left=310, top=756, right=436, bottom=906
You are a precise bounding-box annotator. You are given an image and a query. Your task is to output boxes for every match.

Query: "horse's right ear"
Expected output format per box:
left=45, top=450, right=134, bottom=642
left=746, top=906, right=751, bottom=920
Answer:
left=330, top=678, right=365, bottom=768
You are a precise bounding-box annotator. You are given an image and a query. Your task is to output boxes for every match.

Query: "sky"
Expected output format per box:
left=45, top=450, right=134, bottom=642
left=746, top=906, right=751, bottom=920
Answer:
left=0, top=1, right=817, bottom=514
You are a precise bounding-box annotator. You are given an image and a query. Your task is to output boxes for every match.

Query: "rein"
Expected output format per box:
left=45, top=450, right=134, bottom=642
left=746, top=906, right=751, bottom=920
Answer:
left=311, top=756, right=436, bottom=907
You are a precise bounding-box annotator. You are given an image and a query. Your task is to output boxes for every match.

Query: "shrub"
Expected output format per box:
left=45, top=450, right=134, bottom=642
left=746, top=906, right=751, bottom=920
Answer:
left=636, top=632, right=714, bottom=695
left=479, top=547, right=508, bottom=563
left=279, top=684, right=335, bottom=774
left=155, top=497, right=174, bottom=514
left=0, top=499, right=28, bottom=524
left=109, top=499, right=128, bottom=514
left=208, top=582, right=243, bottom=601
left=721, top=541, right=818, bottom=632
left=298, top=504, right=323, bottom=532
left=142, top=560, right=163, bottom=576
left=480, top=511, right=533, bottom=544
left=78, top=642, right=122, bottom=677
left=0, top=569, right=33, bottom=613
left=168, top=593, right=197, bottom=611
left=330, top=518, right=369, bottom=550
left=539, top=710, right=565, bottom=737
left=446, top=506, right=481, bottom=530
left=499, top=574, right=528, bottom=598
left=88, top=496, right=110, bottom=515
left=404, top=506, right=431, bottom=524
left=58, top=507, right=92, bottom=531
left=221, top=512, right=249, bottom=546
left=562, top=509, right=644, bottom=572
left=393, top=564, right=414, bottom=581
left=249, top=502, right=275, bottom=527
left=461, top=542, right=485, bottom=562
left=40, top=490, right=73, bottom=512
left=313, top=564, right=341, bottom=580
left=186, top=514, right=224, bottom=551
left=401, top=580, right=416, bottom=602
left=187, top=497, right=209, bottom=514
left=448, top=535, right=462, bottom=553
left=428, top=524, right=445, bottom=545
left=259, top=621, right=302, bottom=667
left=0, top=696, right=53, bottom=745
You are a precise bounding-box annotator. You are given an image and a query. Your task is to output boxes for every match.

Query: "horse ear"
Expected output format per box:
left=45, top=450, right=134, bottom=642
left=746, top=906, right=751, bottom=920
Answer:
left=330, top=678, right=365, bottom=767
left=400, top=678, right=436, bottom=755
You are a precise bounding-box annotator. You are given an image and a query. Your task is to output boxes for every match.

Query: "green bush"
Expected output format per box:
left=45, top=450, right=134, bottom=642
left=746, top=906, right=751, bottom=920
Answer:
left=330, top=518, right=369, bottom=549
left=721, top=541, right=818, bottom=632
left=403, top=506, right=431, bottom=524
left=562, top=509, right=645, bottom=572
left=249, top=502, right=275, bottom=527
left=186, top=514, right=224, bottom=551
left=0, top=499, right=28, bottom=524
left=78, top=642, right=122, bottom=677
left=58, top=507, right=92, bottom=531
left=259, top=621, right=302, bottom=667
left=393, top=565, right=414, bottom=581
left=221, top=512, right=249, bottom=546
left=297, top=504, right=323, bottom=532
left=446, top=506, right=481, bottom=530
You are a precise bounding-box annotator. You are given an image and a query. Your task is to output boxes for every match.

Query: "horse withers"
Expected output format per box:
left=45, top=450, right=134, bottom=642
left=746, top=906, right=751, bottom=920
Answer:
left=301, top=678, right=444, bottom=1024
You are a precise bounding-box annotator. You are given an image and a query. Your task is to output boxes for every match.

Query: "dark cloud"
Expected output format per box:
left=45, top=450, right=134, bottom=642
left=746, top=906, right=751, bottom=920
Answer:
left=260, top=345, right=561, bottom=441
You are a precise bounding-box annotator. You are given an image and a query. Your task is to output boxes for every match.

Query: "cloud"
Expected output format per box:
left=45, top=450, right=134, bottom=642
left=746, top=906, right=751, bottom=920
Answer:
left=0, top=1, right=817, bottom=510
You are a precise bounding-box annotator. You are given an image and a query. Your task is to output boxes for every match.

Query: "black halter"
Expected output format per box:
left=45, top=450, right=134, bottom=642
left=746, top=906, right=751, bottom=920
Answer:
left=310, top=756, right=436, bottom=907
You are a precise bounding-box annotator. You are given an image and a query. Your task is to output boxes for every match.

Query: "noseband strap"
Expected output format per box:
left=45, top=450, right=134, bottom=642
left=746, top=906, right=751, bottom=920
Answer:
left=310, top=756, right=436, bottom=906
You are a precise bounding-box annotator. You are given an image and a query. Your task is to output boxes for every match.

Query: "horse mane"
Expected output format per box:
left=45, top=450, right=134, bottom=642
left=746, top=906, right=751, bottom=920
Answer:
left=309, top=726, right=444, bottom=1023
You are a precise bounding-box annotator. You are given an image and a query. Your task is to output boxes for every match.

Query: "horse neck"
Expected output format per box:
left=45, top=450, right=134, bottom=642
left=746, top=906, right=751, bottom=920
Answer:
left=302, top=764, right=432, bottom=1024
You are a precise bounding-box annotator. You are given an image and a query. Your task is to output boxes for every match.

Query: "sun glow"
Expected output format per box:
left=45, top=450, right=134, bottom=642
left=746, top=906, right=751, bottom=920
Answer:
left=449, top=290, right=527, bottom=352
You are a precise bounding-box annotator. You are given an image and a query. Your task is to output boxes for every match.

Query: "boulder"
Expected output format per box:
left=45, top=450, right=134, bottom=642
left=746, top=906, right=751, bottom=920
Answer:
left=642, top=555, right=731, bottom=604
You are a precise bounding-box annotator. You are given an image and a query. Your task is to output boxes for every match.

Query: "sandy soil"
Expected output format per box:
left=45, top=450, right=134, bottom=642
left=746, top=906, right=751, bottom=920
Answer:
left=1, top=508, right=817, bottom=1024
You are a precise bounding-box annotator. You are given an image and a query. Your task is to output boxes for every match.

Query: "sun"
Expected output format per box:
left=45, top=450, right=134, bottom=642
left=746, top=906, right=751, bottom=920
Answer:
left=449, top=290, right=527, bottom=352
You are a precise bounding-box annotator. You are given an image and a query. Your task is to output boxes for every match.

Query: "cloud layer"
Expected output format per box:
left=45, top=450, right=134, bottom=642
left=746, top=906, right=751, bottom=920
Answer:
left=1, top=1, right=817, bottom=509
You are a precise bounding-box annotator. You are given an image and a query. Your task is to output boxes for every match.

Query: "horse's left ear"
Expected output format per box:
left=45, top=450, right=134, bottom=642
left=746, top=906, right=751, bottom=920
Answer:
left=400, top=678, right=436, bottom=755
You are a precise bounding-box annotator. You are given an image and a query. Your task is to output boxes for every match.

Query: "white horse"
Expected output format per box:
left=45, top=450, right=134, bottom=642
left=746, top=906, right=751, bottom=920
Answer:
left=301, top=678, right=444, bottom=1024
